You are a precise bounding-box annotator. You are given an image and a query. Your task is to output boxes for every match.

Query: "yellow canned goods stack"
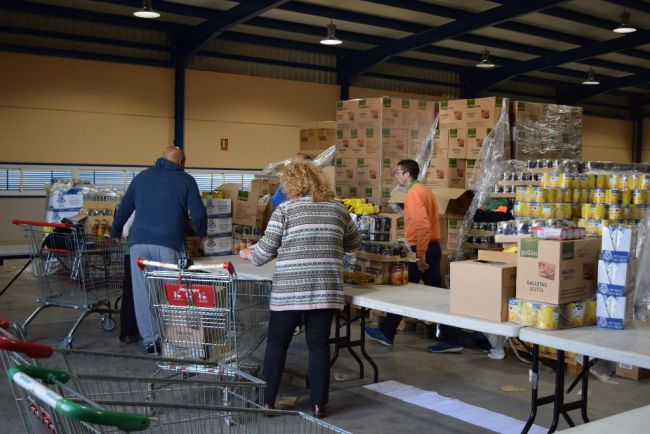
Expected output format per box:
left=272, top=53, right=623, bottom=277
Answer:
left=521, top=301, right=541, bottom=327
left=638, top=174, right=650, bottom=190
left=537, top=304, right=560, bottom=330
left=632, top=189, right=646, bottom=204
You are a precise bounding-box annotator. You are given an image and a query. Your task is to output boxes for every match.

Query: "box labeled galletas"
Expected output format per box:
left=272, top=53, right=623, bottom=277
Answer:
left=516, top=237, right=599, bottom=304
left=466, top=127, right=491, bottom=159
left=382, top=128, right=409, bottom=157
left=356, top=159, right=380, bottom=186
left=600, top=226, right=637, bottom=263
left=439, top=99, right=465, bottom=129
left=447, top=158, right=466, bottom=189
left=596, top=292, right=633, bottom=330
left=597, top=259, right=636, bottom=294
left=450, top=260, right=517, bottom=322
left=447, top=128, right=467, bottom=158
left=466, top=97, right=502, bottom=128
left=335, top=158, right=357, bottom=185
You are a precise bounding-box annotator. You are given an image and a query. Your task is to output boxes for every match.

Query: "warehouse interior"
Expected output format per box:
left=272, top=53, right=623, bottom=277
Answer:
left=1, top=0, right=650, bottom=433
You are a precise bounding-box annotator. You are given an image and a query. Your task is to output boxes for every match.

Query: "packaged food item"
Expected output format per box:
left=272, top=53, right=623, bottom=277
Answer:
left=521, top=301, right=541, bottom=326
left=584, top=299, right=596, bottom=325
left=562, top=301, right=585, bottom=328
left=508, top=298, right=522, bottom=323
left=592, top=189, right=606, bottom=204
left=390, top=264, right=403, bottom=286
left=537, top=304, right=560, bottom=330
left=632, top=189, right=646, bottom=205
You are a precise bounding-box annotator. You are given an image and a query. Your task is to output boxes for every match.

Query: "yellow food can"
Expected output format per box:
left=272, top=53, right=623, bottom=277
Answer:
left=562, top=302, right=585, bottom=328
left=571, top=204, right=581, bottom=218
left=608, top=204, right=623, bottom=220
left=632, top=189, right=646, bottom=205
left=638, top=174, right=650, bottom=190
left=618, top=174, right=630, bottom=190
left=531, top=187, right=543, bottom=202
left=633, top=204, right=646, bottom=220
left=621, top=189, right=632, bottom=205
left=525, top=186, right=535, bottom=202
left=515, top=187, right=527, bottom=202
left=542, top=203, right=556, bottom=219
left=581, top=203, right=591, bottom=219
left=596, top=174, right=607, bottom=189
left=606, top=189, right=621, bottom=205
left=508, top=298, right=522, bottom=323
left=592, top=203, right=606, bottom=219
left=586, top=174, right=596, bottom=189
left=529, top=202, right=540, bottom=218
left=549, top=173, right=561, bottom=188
left=522, top=301, right=541, bottom=326
left=592, top=189, right=606, bottom=204
left=607, top=174, right=618, bottom=189
left=541, top=172, right=552, bottom=188
left=537, top=304, right=560, bottom=330
left=560, top=173, right=573, bottom=189
left=584, top=299, right=596, bottom=325
left=622, top=205, right=632, bottom=220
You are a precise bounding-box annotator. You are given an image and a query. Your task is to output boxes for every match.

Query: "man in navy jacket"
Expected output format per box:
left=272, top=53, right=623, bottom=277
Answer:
left=111, top=146, right=207, bottom=354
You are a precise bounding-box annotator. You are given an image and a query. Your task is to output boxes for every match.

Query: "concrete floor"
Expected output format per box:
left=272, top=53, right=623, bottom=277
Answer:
left=1, top=258, right=649, bottom=433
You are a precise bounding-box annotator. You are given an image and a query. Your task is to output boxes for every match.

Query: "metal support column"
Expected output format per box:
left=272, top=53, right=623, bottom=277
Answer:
left=174, top=61, right=185, bottom=149
left=633, top=102, right=643, bottom=164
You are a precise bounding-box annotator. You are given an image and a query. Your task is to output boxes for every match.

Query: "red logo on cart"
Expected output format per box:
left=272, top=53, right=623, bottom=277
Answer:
left=164, top=283, right=217, bottom=308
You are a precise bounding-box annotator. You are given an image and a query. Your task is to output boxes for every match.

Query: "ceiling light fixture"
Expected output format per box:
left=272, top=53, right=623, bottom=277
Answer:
left=476, top=48, right=495, bottom=69
left=134, top=0, right=160, bottom=19
left=320, top=19, right=342, bottom=46
left=582, top=68, right=600, bottom=85
left=613, top=9, right=636, bottom=33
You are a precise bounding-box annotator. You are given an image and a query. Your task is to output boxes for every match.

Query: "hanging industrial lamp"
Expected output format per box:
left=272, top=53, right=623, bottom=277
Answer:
left=582, top=68, right=600, bottom=85
left=134, top=0, right=160, bottom=19
left=476, top=48, right=495, bottom=69
left=320, top=20, right=342, bottom=46
left=613, top=10, right=636, bottom=33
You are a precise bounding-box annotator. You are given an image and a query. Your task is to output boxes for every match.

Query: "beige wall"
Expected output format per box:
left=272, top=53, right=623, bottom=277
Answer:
left=582, top=115, right=633, bottom=162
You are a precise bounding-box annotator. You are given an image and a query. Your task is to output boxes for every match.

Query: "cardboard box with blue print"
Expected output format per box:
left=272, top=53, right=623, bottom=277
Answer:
left=203, top=198, right=231, bottom=216
left=516, top=237, right=599, bottom=305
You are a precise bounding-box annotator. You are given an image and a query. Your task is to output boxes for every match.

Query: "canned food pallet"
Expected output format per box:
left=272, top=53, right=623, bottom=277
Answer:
left=0, top=320, right=351, bottom=434
left=11, top=220, right=123, bottom=349
left=138, top=258, right=271, bottom=368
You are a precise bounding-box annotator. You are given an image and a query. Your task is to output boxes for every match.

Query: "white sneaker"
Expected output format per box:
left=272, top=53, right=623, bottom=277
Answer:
left=488, top=347, right=505, bottom=360
left=293, top=325, right=304, bottom=336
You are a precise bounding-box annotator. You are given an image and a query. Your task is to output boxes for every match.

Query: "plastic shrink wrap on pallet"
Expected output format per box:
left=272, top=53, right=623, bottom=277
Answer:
left=634, top=212, right=650, bottom=321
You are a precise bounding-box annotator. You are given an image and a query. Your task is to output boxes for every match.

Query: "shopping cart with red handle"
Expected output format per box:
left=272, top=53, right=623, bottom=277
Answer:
left=0, top=319, right=351, bottom=433
left=12, top=219, right=124, bottom=349
left=137, top=258, right=271, bottom=368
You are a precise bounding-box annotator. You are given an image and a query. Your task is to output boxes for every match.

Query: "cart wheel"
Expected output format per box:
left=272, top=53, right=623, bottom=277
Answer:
left=58, top=338, right=72, bottom=349
left=101, top=314, right=116, bottom=332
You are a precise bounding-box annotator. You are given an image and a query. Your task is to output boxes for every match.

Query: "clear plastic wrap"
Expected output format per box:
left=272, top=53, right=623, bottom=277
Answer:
left=634, top=211, right=650, bottom=321
left=260, top=146, right=335, bottom=176
left=512, top=101, right=582, bottom=161
left=452, top=98, right=511, bottom=260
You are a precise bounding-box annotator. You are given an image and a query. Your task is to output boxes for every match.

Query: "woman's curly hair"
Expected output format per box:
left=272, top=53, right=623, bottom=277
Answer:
left=281, top=162, right=334, bottom=202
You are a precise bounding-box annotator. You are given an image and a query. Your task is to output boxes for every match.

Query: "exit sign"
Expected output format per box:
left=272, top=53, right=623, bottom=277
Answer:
left=220, top=138, right=228, bottom=151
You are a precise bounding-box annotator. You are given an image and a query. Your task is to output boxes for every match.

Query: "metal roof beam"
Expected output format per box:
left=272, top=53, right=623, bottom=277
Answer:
left=561, top=71, right=650, bottom=104
left=605, top=0, right=650, bottom=14
left=0, top=0, right=181, bottom=33
left=176, top=1, right=288, bottom=63
left=339, top=0, right=567, bottom=81
left=475, top=30, right=650, bottom=93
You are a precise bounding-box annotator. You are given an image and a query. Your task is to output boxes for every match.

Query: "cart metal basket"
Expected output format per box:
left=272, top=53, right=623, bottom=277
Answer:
left=138, top=258, right=271, bottom=367
left=0, top=320, right=351, bottom=433
left=12, top=220, right=124, bottom=348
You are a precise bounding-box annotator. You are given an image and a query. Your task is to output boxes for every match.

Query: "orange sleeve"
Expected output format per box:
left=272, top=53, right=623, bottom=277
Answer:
left=409, top=189, right=433, bottom=258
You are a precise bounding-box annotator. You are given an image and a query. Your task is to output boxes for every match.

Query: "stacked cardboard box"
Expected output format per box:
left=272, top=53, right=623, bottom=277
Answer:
left=46, top=191, right=84, bottom=223
left=202, top=197, right=233, bottom=256
left=512, top=101, right=582, bottom=160
left=335, top=97, right=436, bottom=205
left=596, top=226, right=637, bottom=329
left=300, top=121, right=336, bottom=157
left=436, top=97, right=504, bottom=190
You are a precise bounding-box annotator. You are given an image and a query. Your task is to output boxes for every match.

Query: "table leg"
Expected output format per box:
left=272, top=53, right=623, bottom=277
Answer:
left=360, top=309, right=379, bottom=383
left=580, top=356, right=590, bottom=424
left=522, top=344, right=540, bottom=434
left=548, top=350, right=566, bottom=433
left=0, top=259, right=31, bottom=297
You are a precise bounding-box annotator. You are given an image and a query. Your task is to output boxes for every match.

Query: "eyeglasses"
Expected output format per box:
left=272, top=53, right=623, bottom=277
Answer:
left=393, top=170, right=407, bottom=175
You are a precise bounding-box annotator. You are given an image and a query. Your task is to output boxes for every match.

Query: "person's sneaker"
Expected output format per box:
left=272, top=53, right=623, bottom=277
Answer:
left=145, top=342, right=161, bottom=355
left=293, top=325, right=304, bottom=336
left=427, top=341, right=464, bottom=353
left=487, top=347, right=506, bottom=360
left=365, top=327, right=393, bottom=346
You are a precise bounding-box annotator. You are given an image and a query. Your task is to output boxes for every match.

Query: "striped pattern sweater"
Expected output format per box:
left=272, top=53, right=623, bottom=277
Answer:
left=252, top=197, right=362, bottom=311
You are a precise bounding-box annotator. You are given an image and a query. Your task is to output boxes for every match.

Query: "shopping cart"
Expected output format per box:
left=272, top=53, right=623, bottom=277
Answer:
left=137, top=258, right=271, bottom=368
left=12, top=219, right=124, bottom=349
left=0, top=320, right=352, bottom=433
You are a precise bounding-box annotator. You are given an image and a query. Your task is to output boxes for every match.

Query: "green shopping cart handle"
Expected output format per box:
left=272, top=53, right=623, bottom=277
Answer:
left=11, top=364, right=70, bottom=384
left=8, top=367, right=150, bottom=432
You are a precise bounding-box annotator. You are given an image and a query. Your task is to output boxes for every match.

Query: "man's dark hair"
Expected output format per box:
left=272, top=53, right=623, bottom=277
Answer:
left=397, top=159, right=420, bottom=180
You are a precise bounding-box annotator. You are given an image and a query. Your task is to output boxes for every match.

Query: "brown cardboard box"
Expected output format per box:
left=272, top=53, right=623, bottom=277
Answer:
left=516, top=238, right=599, bottom=304
left=450, top=260, right=517, bottom=322
left=615, top=363, right=650, bottom=380
left=82, top=200, right=118, bottom=234
left=232, top=179, right=271, bottom=228
left=423, top=158, right=465, bottom=189
left=466, top=127, right=491, bottom=160
left=478, top=250, right=518, bottom=265
left=447, top=128, right=467, bottom=158
left=466, top=97, right=502, bottom=128
left=439, top=99, right=465, bottom=129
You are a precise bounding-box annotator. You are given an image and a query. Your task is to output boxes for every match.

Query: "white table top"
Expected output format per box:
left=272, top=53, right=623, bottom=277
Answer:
left=559, top=405, right=650, bottom=433
left=519, top=322, right=650, bottom=369
left=0, top=244, right=29, bottom=258
left=219, top=255, right=522, bottom=338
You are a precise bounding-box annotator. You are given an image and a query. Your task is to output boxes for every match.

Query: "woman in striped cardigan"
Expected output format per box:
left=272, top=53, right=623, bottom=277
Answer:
left=252, top=162, right=362, bottom=418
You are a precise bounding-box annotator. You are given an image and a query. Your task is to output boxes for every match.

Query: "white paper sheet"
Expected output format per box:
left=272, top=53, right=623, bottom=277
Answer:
left=365, top=380, right=547, bottom=434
